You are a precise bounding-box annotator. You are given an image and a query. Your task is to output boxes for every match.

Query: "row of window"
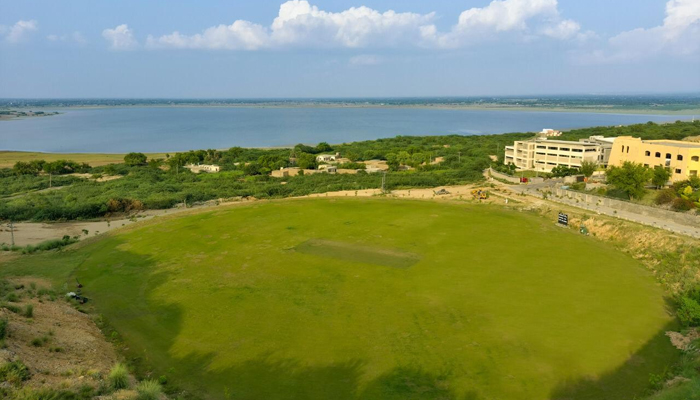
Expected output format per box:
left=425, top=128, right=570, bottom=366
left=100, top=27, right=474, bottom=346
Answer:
left=535, top=145, right=586, bottom=153
left=643, top=164, right=684, bottom=174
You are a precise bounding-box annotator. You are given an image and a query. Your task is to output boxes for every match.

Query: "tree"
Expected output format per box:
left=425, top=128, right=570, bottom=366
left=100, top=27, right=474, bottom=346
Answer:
left=315, top=142, right=333, bottom=153
left=296, top=152, right=317, bottom=170
left=579, top=161, right=597, bottom=178
left=606, top=162, right=651, bottom=200
left=385, top=153, right=399, bottom=171
left=124, top=152, right=147, bottom=166
left=43, top=160, right=65, bottom=188
left=651, top=166, right=671, bottom=189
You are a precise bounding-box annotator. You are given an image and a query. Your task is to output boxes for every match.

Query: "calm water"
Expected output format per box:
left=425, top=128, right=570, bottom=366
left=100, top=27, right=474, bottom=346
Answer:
left=0, top=107, right=684, bottom=153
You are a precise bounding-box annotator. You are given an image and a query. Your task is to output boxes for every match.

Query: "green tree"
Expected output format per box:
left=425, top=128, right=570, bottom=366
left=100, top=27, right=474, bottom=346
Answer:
left=315, top=142, right=333, bottom=153
left=124, top=152, right=148, bottom=166
left=606, top=162, right=651, bottom=200
left=579, top=161, right=597, bottom=178
left=43, top=160, right=67, bottom=188
left=385, top=153, right=399, bottom=171
left=651, top=166, right=671, bottom=189
left=296, top=152, right=317, bottom=170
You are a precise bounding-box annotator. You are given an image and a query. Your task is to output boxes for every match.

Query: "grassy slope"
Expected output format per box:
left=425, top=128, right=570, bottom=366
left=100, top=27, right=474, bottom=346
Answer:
left=0, top=151, right=168, bottom=168
left=0, top=199, right=678, bottom=400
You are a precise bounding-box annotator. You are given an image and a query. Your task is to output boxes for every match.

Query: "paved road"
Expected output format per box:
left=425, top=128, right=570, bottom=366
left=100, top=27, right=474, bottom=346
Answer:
left=503, top=180, right=700, bottom=239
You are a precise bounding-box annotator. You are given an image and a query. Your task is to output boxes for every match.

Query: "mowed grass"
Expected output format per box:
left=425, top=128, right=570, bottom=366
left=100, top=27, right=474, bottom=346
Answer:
left=0, top=198, right=678, bottom=400
left=0, top=151, right=168, bottom=167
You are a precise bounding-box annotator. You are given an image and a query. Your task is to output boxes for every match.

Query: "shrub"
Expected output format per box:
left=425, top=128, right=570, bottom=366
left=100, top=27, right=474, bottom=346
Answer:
left=24, top=304, right=33, bottom=318
left=0, top=319, right=7, bottom=340
left=0, top=361, right=30, bottom=386
left=1, top=303, right=21, bottom=314
left=671, top=197, right=695, bottom=212
left=655, top=189, right=677, bottom=205
left=678, top=296, right=700, bottom=327
left=109, top=363, right=130, bottom=390
left=136, top=379, right=162, bottom=400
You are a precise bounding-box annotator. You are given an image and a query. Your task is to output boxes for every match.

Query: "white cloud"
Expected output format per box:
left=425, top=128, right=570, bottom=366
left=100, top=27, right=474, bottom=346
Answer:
left=102, top=24, right=138, bottom=50
left=269, top=0, right=434, bottom=48
left=349, top=54, right=381, bottom=65
left=421, top=0, right=585, bottom=48
left=574, top=0, right=700, bottom=64
left=146, top=20, right=267, bottom=50
left=47, top=32, right=86, bottom=44
left=147, top=0, right=434, bottom=50
left=127, top=0, right=589, bottom=51
left=3, top=20, right=38, bottom=43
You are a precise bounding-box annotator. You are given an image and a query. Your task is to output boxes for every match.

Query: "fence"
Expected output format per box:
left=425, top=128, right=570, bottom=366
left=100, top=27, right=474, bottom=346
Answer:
left=488, top=168, right=545, bottom=184
left=547, top=188, right=700, bottom=228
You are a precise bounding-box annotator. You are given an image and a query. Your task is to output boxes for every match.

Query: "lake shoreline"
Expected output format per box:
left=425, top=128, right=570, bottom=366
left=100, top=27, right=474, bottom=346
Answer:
left=9, top=103, right=700, bottom=115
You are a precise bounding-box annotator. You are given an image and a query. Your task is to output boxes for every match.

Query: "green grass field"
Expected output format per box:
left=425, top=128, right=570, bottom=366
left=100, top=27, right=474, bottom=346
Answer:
left=0, top=151, right=168, bottom=168
left=0, top=198, right=679, bottom=400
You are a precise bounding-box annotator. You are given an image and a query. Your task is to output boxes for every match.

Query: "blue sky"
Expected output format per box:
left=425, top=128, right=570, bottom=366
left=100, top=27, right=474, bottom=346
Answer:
left=0, top=0, right=698, bottom=98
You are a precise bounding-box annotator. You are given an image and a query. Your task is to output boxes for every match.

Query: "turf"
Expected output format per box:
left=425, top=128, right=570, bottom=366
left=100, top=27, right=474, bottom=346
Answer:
left=0, top=151, right=168, bottom=168
left=0, top=198, right=679, bottom=400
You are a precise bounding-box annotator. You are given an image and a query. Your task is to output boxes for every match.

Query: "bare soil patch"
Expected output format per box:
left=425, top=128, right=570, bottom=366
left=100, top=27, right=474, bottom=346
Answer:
left=0, top=278, right=118, bottom=391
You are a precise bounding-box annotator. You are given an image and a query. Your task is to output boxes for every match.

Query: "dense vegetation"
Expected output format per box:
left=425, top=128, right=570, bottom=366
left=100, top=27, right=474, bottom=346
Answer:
left=0, top=120, right=698, bottom=222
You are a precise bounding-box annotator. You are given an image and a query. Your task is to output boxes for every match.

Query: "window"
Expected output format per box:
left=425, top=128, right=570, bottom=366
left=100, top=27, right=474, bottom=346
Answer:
left=560, top=147, right=570, bottom=151
left=626, top=146, right=630, bottom=153
left=585, top=149, right=596, bottom=152
left=645, top=151, right=651, bottom=156
left=536, top=152, right=546, bottom=156
left=621, top=145, right=624, bottom=152
left=547, top=147, right=558, bottom=150
left=644, top=164, right=649, bottom=167
left=690, top=170, right=697, bottom=176
left=677, top=155, right=683, bottom=161
left=666, top=153, right=672, bottom=159
left=655, top=152, right=661, bottom=158
left=572, top=149, right=583, bottom=153
left=692, top=156, right=699, bottom=162
left=536, top=145, right=546, bottom=149
left=675, top=169, right=682, bottom=174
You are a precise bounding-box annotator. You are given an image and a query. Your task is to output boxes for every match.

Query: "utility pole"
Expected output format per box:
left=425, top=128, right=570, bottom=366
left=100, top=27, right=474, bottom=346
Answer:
left=8, top=220, right=14, bottom=247
left=381, top=171, right=387, bottom=194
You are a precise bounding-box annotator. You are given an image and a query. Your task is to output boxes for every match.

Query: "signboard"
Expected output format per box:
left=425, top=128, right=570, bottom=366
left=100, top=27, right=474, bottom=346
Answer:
left=558, top=212, right=569, bottom=226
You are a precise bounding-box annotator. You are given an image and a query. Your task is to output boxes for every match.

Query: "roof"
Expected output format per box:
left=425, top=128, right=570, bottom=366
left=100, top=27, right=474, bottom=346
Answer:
left=648, top=141, right=700, bottom=149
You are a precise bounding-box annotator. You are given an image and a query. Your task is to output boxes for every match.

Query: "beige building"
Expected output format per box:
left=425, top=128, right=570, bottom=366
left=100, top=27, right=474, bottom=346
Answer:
left=504, top=136, right=615, bottom=172
left=608, top=136, right=700, bottom=181
left=184, top=164, right=220, bottom=173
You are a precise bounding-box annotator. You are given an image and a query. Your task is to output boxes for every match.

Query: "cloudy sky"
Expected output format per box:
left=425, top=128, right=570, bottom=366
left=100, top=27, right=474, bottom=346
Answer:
left=1, top=0, right=698, bottom=98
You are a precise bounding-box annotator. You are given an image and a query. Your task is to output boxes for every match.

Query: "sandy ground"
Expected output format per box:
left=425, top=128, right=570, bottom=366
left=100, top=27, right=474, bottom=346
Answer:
left=0, top=278, right=120, bottom=391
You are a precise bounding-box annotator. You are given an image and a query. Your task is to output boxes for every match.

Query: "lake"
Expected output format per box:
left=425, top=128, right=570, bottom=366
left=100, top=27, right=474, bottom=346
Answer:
left=0, top=107, right=684, bottom=153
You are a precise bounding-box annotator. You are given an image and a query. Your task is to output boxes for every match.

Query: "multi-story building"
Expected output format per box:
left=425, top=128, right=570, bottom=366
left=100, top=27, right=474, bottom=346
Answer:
left=608, top=136, right=700, bottom=182
left=504, top=136, right=615, bottom=172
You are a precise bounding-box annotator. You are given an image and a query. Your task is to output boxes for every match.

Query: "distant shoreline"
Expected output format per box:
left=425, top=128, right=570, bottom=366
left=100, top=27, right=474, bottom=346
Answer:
left=8, top=103, right=700, bottom=116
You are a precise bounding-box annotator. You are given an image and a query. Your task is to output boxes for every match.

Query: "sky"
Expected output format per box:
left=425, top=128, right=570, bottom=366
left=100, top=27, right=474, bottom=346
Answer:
left=0, top=0, right=699, bottom=98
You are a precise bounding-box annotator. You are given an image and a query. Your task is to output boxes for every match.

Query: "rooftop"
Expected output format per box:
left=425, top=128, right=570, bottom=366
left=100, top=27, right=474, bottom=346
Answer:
left=649, top=141, right=700, bottom=149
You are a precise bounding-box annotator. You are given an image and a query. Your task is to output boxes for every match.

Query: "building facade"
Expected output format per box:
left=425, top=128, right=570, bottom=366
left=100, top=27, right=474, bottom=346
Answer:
left=504, top=136, right=615, bottom=172
left=607, top=136, right=700, bottom=182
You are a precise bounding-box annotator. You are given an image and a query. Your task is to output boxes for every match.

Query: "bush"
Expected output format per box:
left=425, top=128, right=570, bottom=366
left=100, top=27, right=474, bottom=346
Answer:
left=678, top=296, right=700, bottom=327
left=24, top=304, right=33, bottom=318
left=136, top=380, right=162, bottom=400
left=655, top=189, right=677, bottom=205
left=0, top=319, right=7, bottom=340
left=671, top=198, right=695, bottom=212
left=109, top=363, right=130, bottom=390
left=0, top=361, right=30, bottom=386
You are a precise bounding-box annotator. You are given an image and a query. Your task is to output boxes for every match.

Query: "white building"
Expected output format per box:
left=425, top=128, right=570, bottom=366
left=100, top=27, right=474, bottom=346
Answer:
left=316, top=154, right=337, bottom=162
left=538, top=129, right=562, bottom=137
left=504, top=136, right=616, bottom=172
left=184, top=164, right=220, bottom=173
